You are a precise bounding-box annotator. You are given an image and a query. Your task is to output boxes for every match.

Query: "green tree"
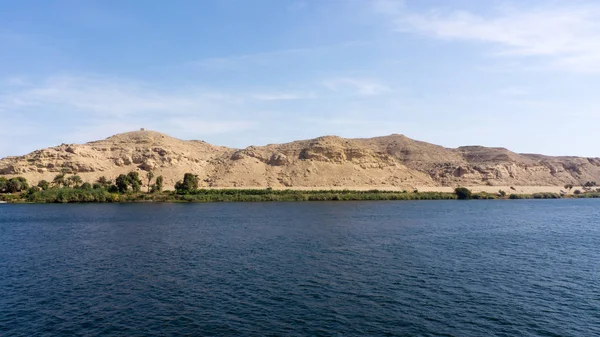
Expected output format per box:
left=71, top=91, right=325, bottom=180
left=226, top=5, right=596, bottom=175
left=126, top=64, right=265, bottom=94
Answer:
left=0, top=177, right=7, bottom=193
left=26, top=186, right=39, bottom=196
left=53, top=173, right=66, bottom=187
left=583, top=181, right=597, bottom=191
left=115, top=174, right=129, bottom=193
left=16, top=176, right=28, bottom=187
left=6, top=179, right=21, bottom=193
left=455, top=187, right=472, bottom=200
left=68, top=175, right=83, bottom=188
left=96, top=176, right=111, bottom=187
left=127, top=171, right=142, bottom=192
left=80, top=182, right=92, bottom=190
left=175, top=173, right=198, bottom=193
left=152, top=175, right=163, bottom=193
left=6, top=177, right=28, bottom=193
left=146, top=171, right=155, bottom=193
left=37, top=180, right=50, bottom=191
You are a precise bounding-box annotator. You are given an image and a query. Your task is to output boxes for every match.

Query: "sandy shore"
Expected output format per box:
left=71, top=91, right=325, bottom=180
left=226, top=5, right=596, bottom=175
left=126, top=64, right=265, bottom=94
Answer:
left=415, top=185, right=569, bottom=194
left=199, top=185, right=579, bottom=194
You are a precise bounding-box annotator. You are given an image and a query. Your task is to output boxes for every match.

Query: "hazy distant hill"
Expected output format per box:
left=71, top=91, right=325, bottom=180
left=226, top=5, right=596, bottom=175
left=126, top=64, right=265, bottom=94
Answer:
left=1, top=130, right=599, bottom=190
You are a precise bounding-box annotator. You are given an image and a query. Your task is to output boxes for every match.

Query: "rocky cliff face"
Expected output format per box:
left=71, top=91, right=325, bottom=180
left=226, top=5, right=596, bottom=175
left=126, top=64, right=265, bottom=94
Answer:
left=1, top=130, right=599, bottom=189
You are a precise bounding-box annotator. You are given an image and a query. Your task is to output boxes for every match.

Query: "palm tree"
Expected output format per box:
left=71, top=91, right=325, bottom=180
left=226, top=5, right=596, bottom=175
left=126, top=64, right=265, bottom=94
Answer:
left=146, top=171, right=154, bottom=193
left=68, top=175, right=83, bottom=188
left=53, top=174, right=66, bottom=187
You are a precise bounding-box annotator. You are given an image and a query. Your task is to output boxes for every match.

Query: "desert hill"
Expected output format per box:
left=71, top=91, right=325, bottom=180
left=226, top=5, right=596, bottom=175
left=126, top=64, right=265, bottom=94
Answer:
left=1, top=130, right=599, bottom=191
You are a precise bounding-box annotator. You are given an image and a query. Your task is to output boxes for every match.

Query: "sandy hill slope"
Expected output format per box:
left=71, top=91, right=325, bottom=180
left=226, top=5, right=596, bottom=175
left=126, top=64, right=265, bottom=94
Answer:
left=1, top=130, right=599, bottom=190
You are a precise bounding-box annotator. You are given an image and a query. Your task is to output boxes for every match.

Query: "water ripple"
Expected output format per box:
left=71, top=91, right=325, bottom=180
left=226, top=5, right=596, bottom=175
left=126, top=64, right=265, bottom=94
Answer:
left=1, top=200, right=599, bottom=336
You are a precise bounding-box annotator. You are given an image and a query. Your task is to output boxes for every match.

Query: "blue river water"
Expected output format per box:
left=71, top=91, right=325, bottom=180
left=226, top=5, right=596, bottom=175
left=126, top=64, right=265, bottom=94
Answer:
left=1, top=200, right=599, bottom=336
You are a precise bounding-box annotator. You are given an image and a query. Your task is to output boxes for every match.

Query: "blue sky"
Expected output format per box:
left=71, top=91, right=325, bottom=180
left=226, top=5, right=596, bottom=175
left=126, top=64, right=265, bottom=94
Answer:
left=2, top=0, right=600, bottom=157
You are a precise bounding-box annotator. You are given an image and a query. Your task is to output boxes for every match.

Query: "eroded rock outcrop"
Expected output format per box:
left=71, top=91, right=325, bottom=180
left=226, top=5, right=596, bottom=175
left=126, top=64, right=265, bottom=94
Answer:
left=1, top=130, right=599, bottom=189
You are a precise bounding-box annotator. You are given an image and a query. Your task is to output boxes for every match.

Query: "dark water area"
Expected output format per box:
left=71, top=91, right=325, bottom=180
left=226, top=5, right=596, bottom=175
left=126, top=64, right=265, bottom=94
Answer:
left=1, top=200, right=599, bottom=336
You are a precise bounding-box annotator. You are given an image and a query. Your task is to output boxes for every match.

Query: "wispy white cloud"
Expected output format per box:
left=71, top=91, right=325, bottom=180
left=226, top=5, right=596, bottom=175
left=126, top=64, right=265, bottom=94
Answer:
left=1, top=76, right=233, bottom=117
left=183, top=41, right=367, bottom=71
left=0, top=75, right=264, bottom=148
left=322, top=77, right=391, bottom=96
left=186, top=47, right=320, bottom=71
left=375, top=1, right=600, bottom=72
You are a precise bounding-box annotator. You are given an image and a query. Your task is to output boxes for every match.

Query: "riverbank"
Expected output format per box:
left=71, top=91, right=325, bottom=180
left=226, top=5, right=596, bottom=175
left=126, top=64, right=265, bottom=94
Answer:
left=2, top=187, right=600, bottom=203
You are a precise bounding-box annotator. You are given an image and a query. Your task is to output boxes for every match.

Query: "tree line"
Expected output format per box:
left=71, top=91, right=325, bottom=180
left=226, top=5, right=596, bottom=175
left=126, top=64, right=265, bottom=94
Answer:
left=3, top=173, right=600, bottom=203
left=0, top=171, right=165, bottom=195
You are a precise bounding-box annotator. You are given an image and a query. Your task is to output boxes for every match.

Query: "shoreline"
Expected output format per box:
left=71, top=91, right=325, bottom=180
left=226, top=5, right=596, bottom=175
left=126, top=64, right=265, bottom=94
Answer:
left=2, top=187, right=600, bottom=204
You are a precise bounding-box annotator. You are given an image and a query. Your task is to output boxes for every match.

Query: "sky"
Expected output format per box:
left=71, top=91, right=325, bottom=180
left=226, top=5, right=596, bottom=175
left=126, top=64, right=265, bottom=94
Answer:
left=1, top=0, right=600, bottom=157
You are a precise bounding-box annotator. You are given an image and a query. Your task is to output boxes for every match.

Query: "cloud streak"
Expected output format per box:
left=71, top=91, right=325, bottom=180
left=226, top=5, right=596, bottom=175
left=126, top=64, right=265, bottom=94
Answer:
left=376, top=1, right=600, bottom=72
left=250, top=92, right=317, bottom=101
left=1, top=76, right=233, bottom=117
left=183, top=41, right=368, bottom=71
left=322, top=77, right=391, bottom=96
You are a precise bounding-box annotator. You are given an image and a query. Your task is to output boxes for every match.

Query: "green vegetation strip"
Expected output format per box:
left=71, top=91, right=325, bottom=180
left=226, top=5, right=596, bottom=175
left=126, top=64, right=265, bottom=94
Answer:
left=2, top=188, right=599, bottom=203
left=15, top=188, right=457, bottom=203
left=2, top=173, right=600, bottom=203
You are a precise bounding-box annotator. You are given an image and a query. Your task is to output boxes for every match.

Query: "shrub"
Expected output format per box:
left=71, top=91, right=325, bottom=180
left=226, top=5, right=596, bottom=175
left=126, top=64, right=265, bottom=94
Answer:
left=574, top=189, right=582, bottom=195
left=25, top=188, right=115, bottom=203
left=532, top=193, right=561, bottom=199
left=583, top=181, right=597, bottom=191
left=26, top=186, right=39, bottom=196
left=96, top=176, right=112, bottom=187
left=455, top=187, right=472, bottom=200
left=472, top=192, right=496, bottom=199
left=175, top=173, right=199, bottom=194
left=37, top=180, right=50, bottom=191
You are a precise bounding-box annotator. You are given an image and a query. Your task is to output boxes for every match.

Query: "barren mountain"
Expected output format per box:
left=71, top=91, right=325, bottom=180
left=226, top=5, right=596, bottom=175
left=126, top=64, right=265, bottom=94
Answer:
left=1, top=130, right=599, bottom=190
